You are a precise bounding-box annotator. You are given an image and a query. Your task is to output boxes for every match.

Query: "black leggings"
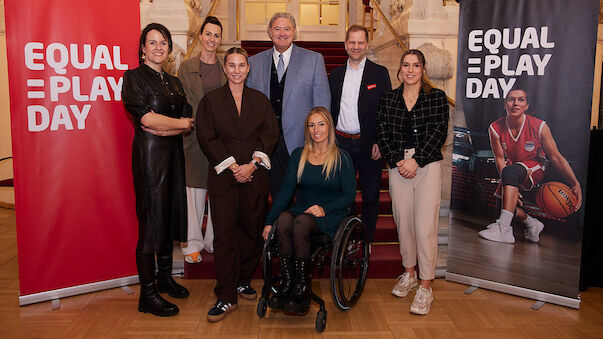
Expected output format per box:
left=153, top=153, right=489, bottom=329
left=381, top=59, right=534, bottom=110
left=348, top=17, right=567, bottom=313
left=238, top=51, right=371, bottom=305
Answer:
left=276, top=211, right=322, bottom=259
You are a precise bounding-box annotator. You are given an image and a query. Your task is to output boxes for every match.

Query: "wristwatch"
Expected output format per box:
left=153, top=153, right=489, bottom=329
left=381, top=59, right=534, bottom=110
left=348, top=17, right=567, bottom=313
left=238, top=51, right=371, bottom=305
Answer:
left=251, top=159, right=260, bottom=170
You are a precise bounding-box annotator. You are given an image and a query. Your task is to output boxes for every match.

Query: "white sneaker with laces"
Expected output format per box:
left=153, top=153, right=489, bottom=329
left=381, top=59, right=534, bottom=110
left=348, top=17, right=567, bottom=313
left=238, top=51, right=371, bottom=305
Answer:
left=478, top=220, right=515, bottom=243
left=410, top=285, right=433, bottom=315
left=391, top=272, right=418, bottom=298
left=524, top=219, right=544, bottom=243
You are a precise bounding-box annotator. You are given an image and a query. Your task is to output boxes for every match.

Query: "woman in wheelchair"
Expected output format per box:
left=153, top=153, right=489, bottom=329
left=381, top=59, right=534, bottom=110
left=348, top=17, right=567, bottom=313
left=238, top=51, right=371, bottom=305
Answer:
left=262, top=107, right=356, bottom=314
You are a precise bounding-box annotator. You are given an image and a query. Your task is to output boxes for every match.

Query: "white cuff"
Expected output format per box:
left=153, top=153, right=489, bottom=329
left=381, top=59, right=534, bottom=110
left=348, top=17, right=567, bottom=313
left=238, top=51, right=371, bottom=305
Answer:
left=252, top=151, right=271, bottom=170
left=215, top=156, right=236, bottom=174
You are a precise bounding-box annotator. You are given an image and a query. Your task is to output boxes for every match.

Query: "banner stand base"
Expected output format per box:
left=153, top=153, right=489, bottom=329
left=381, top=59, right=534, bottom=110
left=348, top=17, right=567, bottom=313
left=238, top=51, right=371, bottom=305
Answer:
left=464, top=286, right=478, bottom=294
left=531, top=300, right=546, bottom=310
left=121, top=286, right=135, bottom=295
left=19, top=275, right=139, bottom=306
left=445, top=272, right=580, bottom=309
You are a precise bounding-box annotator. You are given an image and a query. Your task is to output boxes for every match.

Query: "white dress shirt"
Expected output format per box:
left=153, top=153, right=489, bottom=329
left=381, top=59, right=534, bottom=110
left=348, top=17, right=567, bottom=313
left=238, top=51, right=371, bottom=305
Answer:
left=336, top=57, right=366, bottom=135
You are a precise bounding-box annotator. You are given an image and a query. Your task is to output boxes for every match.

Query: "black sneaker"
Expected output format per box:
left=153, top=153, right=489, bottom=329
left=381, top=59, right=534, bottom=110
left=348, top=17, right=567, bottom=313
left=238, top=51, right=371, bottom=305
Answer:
left=236, top=284, right=257, bottom=300
left=207, top=301, right=237, bottom=322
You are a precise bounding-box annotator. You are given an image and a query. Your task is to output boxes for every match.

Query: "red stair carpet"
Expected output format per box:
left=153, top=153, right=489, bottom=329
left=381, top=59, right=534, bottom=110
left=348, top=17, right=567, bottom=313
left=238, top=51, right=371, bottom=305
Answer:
left=184, top=41, right=402, bottom=279
left=240, top=40, right=348, bottom=74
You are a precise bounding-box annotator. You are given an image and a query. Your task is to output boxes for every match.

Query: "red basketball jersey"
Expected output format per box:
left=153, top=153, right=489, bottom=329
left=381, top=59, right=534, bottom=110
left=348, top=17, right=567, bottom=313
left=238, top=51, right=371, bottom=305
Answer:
left=489, top=114, right=546, bottom=166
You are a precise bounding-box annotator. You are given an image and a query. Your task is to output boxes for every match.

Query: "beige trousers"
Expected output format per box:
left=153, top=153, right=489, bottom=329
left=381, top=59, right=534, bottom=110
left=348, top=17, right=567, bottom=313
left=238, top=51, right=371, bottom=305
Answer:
left=388, top=149, right=441, bottom=281
left=181, top=187, right=214, bottom=255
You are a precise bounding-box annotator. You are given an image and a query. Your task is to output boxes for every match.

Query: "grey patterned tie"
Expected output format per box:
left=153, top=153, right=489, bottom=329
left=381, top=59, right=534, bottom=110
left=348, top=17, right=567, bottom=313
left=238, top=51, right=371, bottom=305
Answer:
left=277, top=53, right=285, bottom=82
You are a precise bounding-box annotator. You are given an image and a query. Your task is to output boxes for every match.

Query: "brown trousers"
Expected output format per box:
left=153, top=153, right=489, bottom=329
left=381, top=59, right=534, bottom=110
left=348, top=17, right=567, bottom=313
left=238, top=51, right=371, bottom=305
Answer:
left=388, top=149, right=441, bottom=281
left=210, top=183, right=267, bottom=304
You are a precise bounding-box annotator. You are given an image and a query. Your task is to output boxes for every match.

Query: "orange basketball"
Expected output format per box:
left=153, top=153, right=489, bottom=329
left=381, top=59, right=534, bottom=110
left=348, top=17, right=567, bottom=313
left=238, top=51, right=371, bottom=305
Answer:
left=535, top=181, right=578, bottom=218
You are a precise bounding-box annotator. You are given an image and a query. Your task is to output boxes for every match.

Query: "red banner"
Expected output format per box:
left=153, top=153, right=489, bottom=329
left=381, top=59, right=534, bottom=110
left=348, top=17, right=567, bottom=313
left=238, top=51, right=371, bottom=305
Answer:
left=5, top=0, right=140, bottom=297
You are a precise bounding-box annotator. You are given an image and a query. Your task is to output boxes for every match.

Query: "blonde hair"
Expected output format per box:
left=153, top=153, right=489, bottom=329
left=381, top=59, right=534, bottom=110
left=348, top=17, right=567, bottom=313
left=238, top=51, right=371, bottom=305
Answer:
left=297, top=107, right=341, bottom=182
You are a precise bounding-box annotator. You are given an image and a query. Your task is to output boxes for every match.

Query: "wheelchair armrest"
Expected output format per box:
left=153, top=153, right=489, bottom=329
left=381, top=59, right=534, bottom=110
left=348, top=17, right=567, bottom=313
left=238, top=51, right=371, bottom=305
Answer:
left=263, top=223, right=278, bottom=256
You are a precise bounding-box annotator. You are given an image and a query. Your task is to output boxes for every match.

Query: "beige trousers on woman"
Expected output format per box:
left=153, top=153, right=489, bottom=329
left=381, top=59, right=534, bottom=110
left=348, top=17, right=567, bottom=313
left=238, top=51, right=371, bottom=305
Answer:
left=388, top=149, right=441, bottom=281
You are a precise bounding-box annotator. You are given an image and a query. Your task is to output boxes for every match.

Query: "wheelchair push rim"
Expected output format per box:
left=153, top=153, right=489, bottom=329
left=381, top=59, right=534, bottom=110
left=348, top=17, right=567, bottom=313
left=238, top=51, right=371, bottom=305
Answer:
left=330, top=216, right=369, bottom=310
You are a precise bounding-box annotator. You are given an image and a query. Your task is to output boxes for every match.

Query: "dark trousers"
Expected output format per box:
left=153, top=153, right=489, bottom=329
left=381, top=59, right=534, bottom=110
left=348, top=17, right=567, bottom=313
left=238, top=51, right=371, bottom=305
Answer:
left=269, top=135, right=302, bottom=203
left=270, top=135, right=290, bottom=202
left=336, top=134, right=382, bottom=242
left=210, top=183, right=267, bottom=304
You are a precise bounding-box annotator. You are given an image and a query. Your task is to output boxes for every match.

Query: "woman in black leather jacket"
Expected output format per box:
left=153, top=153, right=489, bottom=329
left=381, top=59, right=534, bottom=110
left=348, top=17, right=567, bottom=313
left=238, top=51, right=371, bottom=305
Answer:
left=122, top=23, right=193, bottom=317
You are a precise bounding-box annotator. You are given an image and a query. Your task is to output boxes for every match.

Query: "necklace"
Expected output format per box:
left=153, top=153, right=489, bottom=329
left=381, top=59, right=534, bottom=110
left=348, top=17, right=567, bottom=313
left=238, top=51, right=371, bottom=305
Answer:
left=403, top=92, right=418, bottom=110
left=311, top=149, right=327, bottom=159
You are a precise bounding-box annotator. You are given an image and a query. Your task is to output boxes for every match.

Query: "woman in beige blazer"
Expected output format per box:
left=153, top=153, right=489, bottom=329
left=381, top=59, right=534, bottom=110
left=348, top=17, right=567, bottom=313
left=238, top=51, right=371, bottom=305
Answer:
left=177, top=16, right=227, bottom=263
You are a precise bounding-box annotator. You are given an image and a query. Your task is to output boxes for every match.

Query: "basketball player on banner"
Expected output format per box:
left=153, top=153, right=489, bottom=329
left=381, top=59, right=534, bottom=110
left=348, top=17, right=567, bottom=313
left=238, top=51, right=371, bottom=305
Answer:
left=478, top=84, right=582, bottom=244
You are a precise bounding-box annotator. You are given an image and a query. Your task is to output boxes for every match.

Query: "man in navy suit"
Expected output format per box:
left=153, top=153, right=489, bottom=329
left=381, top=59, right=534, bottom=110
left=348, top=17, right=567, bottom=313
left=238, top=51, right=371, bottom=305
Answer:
left=247, top=12, right=331, bottom=200
left=329, top=25, right=391, bottom=242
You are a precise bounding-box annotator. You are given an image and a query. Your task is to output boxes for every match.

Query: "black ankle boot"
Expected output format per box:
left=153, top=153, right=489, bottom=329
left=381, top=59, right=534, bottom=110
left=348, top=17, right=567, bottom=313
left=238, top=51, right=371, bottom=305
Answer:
left=137, top=251, right=179, bottom=317
left=269, top=255, right=294, bottom=309
left=284, top=258, right=310, bottom=314
left=157, top=252, right=189, bottom=298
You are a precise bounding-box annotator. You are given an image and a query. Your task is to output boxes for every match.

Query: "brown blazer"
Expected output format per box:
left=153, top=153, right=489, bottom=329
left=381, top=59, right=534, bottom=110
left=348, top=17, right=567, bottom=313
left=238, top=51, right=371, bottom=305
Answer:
left=196, top=84, right=279, bottom=196
left=178, top=56, right=227, bottom=188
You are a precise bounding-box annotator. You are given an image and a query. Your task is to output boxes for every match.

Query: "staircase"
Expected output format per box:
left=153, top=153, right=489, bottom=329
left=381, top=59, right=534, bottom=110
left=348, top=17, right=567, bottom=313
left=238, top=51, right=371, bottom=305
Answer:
left=183, top=41, right=403, bottom=279
left=240, top=40, right=348, bottom=74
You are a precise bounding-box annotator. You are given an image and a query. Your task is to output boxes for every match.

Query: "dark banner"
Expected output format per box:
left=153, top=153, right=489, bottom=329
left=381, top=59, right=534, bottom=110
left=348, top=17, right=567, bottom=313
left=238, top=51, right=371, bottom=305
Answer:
left=448, top=0, right=598, bottom=302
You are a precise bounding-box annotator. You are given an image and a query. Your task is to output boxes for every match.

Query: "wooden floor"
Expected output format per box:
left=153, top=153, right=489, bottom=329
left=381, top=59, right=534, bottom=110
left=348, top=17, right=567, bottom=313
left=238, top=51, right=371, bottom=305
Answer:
left=447, top=212, right=581, bottom=298
left=1, top=208, right=602, bottom=338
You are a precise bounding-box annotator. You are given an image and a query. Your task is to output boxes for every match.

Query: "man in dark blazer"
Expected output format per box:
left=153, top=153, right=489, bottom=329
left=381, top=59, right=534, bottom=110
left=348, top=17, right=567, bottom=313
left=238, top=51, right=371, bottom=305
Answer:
left=329, top=25, right=391, bottom=242
left=247, top=12, right=330, bottom=200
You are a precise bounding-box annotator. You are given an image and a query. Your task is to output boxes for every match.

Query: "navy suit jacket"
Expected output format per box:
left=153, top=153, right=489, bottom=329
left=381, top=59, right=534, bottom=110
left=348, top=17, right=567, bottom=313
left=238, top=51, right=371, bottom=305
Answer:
left=329, top=58, right=391, bottom=152
left=247, top=44, right=330, bottom=154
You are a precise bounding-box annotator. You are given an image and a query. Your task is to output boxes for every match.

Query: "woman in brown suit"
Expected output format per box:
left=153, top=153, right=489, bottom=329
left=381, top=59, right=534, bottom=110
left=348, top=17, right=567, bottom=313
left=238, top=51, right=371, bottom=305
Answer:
left=178, top=16, right=226, bottom=263
left=197, top=47, right=279, bottom=322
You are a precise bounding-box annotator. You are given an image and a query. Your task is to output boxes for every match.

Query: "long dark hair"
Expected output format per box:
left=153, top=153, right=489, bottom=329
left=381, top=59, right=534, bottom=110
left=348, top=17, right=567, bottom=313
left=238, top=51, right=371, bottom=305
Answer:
left=397, top=49, right=432, bottom=94
left=138, top=23, right=173, bottom=65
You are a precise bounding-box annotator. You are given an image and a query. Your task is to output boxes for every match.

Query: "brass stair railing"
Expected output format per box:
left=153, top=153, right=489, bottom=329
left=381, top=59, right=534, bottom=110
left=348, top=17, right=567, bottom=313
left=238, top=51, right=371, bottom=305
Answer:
left=368, top=0, right=456, bottom=106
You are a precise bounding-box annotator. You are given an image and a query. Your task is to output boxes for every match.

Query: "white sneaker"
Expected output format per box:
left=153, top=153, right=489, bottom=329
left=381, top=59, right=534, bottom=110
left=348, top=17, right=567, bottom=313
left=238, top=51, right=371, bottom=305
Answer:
left=410, top=286, right=434, bottom=315
left=524, top=219, right=544, bottom=243
left=391, top=272, right=418, bottom=297
left=478, top=221, right=515, bottom=243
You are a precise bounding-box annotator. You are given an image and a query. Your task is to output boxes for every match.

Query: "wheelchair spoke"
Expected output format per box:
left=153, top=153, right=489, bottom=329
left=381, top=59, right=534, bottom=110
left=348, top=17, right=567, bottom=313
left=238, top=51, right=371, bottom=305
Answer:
left=332, top=220, right=369, bottom=309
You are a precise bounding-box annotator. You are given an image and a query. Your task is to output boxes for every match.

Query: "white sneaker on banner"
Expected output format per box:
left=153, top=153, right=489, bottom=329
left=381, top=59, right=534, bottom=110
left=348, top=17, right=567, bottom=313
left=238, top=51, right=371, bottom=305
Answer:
left=478, top=220, right=515, bottom=243
left=524, top=219, right=544, bottom=243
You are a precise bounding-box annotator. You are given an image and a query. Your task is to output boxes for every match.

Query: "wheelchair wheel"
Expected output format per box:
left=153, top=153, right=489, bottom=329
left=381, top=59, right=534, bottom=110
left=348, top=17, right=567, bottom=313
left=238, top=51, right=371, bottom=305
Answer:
left=315, top=308, right=327, bottom=332
left=257, top=297, right=268, bottom=318
left=330, top=216, right=369, bottom=310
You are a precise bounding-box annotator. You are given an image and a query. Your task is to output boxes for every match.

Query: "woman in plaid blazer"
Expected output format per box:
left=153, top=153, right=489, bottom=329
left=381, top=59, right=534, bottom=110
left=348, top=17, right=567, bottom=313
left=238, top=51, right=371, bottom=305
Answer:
left=376, top=49, right=449, bottom=315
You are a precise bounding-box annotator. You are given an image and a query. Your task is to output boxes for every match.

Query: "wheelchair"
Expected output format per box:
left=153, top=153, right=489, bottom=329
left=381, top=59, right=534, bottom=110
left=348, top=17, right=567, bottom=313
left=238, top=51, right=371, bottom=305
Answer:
left=256, top=214, right=370, bottom=332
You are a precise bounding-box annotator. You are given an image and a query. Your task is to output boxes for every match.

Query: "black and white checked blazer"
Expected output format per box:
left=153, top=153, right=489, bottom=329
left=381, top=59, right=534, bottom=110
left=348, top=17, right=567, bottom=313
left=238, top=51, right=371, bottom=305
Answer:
left=376, top=85, right=449, bottom=168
